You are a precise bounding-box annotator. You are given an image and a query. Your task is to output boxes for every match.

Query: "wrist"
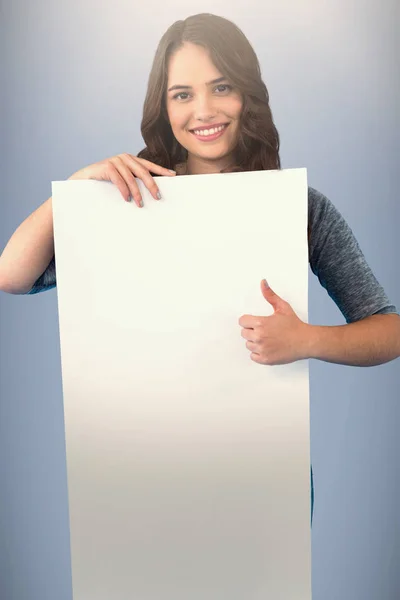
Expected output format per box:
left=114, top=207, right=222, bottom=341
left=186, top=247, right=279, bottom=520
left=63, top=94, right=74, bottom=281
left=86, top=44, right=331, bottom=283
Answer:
left=302, top=324, right=322, bottom=360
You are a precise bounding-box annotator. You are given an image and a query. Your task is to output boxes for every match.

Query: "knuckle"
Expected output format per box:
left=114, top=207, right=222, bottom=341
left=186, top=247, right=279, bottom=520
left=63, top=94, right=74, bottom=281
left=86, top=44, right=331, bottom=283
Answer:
left=135, top=168, right=149, bottom=181
left=125, top=173, right=137, bottom=186
left=105, top=160, right=116, bottom=170
left=110, top=166, right=123, bottom=180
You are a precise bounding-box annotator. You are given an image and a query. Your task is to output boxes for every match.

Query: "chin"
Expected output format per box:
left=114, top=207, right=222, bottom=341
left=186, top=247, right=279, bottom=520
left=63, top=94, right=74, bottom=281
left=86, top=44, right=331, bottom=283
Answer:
left=190, top=143, right=235, bottom=160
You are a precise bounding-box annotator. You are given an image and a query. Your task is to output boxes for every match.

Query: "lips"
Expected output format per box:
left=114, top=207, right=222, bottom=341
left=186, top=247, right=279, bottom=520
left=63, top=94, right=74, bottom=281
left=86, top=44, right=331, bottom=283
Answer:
left=189, top=123, right=230, bottom=142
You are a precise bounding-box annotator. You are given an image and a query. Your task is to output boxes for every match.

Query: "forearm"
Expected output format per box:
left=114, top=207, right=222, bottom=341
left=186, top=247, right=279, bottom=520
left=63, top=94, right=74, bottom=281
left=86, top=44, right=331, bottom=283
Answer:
left=306, top=314, right=400, bottom=366
left=0, top=197, right=54, bottom=294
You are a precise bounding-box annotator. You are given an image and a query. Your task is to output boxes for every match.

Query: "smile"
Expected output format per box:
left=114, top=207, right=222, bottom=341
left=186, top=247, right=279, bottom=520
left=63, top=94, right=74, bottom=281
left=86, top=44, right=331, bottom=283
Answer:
left=189, top=123, right=229, bottom=141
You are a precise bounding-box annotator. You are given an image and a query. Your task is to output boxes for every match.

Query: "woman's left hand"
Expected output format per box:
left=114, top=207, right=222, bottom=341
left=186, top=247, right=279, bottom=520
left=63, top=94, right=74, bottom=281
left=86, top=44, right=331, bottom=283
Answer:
left=239, top=279, right=311, bottom=365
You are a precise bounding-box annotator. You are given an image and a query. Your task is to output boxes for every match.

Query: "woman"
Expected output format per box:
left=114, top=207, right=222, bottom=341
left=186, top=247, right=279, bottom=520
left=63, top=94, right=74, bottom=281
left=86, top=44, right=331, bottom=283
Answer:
left=0, top=14, right=399, bottom=524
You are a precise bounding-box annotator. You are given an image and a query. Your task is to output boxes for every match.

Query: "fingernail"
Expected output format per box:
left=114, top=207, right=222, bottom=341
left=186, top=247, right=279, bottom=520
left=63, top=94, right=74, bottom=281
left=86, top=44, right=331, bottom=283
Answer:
left=168, top=169, right=176, bottom=174
left=263, top=279, right=269, bottom=288
left=156, top=191, right=162, bottom=200
left=139, top=199, right=144, bottom=207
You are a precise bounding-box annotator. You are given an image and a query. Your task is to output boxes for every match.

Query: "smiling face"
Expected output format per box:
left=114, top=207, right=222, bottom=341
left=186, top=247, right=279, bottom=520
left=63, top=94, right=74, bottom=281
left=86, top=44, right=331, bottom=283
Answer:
left=165, top=42, right=243, bottom=174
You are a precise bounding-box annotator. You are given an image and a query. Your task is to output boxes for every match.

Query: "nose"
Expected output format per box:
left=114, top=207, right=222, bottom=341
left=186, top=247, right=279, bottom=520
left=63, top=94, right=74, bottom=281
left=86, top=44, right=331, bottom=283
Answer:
left=193, top=93, right=217, bottom=123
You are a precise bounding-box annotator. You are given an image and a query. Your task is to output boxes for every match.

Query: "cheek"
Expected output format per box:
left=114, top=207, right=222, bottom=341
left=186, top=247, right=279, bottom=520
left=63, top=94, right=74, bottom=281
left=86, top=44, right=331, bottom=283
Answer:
left=219, top=97, right=243, bottom=125
left=231, top=96, right=243, bottom=119
left=167, top=104, right=188, bottom=133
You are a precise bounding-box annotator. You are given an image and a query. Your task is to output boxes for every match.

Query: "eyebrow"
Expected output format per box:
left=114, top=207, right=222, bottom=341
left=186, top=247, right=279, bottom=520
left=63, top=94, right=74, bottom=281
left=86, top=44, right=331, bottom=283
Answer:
left=167, top=76, right=227, bottom=92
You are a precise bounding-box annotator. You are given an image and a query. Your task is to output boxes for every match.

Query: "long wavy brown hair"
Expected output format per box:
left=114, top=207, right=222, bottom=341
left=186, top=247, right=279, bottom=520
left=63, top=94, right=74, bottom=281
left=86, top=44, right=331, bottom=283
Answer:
left=137, top=13, right=281, bottom=173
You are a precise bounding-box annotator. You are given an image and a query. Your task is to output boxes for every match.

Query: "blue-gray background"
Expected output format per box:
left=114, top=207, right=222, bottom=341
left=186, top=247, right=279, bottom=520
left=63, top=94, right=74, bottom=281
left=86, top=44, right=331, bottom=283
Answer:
left=0, top=1, right=399, bottom=598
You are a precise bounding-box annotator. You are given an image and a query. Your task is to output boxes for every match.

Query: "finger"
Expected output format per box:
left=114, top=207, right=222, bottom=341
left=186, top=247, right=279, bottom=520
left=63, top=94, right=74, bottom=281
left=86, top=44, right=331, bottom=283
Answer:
left=261, top=280, right=290, bottom=312
left=118, top=155, right=162, bottom=200
left=111, top=157, right=144, bottom=207
left=106, top=165, right=131, bottom=203
left=250, top=352, right=263, bottom=364
left=241, top=328, right=259, bottom=342
left=134, top=156, right=176, bottom=176
left=246, top=341, right=259, bottom=352
left=238, top=315, right=262, bottom=328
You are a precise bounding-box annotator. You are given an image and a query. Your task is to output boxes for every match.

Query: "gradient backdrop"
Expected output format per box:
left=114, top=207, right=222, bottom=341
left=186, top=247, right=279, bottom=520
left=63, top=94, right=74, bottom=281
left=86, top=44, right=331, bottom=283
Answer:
left=1, top=1, right=399, bottom=599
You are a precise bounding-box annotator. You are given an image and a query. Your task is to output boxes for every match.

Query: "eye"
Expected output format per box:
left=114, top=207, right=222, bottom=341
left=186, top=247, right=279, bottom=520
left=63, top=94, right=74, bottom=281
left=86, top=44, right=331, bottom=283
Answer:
left=172, top=92, right=191, bottom=101
left=214, top=84, right=232, bottom=94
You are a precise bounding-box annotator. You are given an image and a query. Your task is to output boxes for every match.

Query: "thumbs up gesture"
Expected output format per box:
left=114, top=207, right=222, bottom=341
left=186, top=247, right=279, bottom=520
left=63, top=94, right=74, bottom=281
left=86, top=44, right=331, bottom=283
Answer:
left=239, top=279, right=311, bottom=365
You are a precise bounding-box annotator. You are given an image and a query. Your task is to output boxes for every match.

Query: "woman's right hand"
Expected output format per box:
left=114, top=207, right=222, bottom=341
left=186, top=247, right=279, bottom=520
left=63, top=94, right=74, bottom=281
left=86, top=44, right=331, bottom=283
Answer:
left=68, top=154, right=176, bottom=207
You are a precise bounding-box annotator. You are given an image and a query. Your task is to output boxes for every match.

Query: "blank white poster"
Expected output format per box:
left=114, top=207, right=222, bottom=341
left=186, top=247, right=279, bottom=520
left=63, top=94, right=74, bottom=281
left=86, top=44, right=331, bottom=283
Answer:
left=52, top=168, right=311, bottom=600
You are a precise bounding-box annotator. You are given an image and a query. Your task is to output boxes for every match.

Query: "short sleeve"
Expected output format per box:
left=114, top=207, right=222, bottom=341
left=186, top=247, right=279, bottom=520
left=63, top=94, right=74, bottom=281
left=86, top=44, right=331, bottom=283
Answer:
left=27, top=255, right=57, bottom=294
left=308, top=187, right=398, bottom=323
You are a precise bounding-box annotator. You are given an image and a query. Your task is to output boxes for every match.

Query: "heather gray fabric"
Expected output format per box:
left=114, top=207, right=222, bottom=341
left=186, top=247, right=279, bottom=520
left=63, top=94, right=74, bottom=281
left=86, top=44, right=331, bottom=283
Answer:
left=27, top=186, right=398, bottom=322
left=307, top=187, right=397, bottom=321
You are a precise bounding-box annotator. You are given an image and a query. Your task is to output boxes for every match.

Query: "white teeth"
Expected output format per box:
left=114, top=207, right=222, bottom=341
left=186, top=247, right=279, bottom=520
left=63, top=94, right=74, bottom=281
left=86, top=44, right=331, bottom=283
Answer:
left=193, top=125, right=226, bottom=136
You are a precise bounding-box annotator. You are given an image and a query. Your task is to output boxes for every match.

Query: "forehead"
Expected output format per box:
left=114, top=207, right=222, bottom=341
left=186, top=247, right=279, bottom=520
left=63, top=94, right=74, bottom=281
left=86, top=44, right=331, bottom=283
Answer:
left=167, top=42, right=222, bottom=85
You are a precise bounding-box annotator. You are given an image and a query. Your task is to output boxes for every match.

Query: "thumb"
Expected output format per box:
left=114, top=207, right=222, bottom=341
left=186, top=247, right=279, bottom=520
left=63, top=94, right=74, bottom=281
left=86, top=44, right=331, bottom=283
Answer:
left=260, top=279, right=284, bottom=311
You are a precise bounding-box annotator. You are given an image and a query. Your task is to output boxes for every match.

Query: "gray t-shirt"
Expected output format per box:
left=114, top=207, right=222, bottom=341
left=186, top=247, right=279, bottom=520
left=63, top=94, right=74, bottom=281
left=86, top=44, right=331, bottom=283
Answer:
left=28, top=186, right=398, bottom=321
